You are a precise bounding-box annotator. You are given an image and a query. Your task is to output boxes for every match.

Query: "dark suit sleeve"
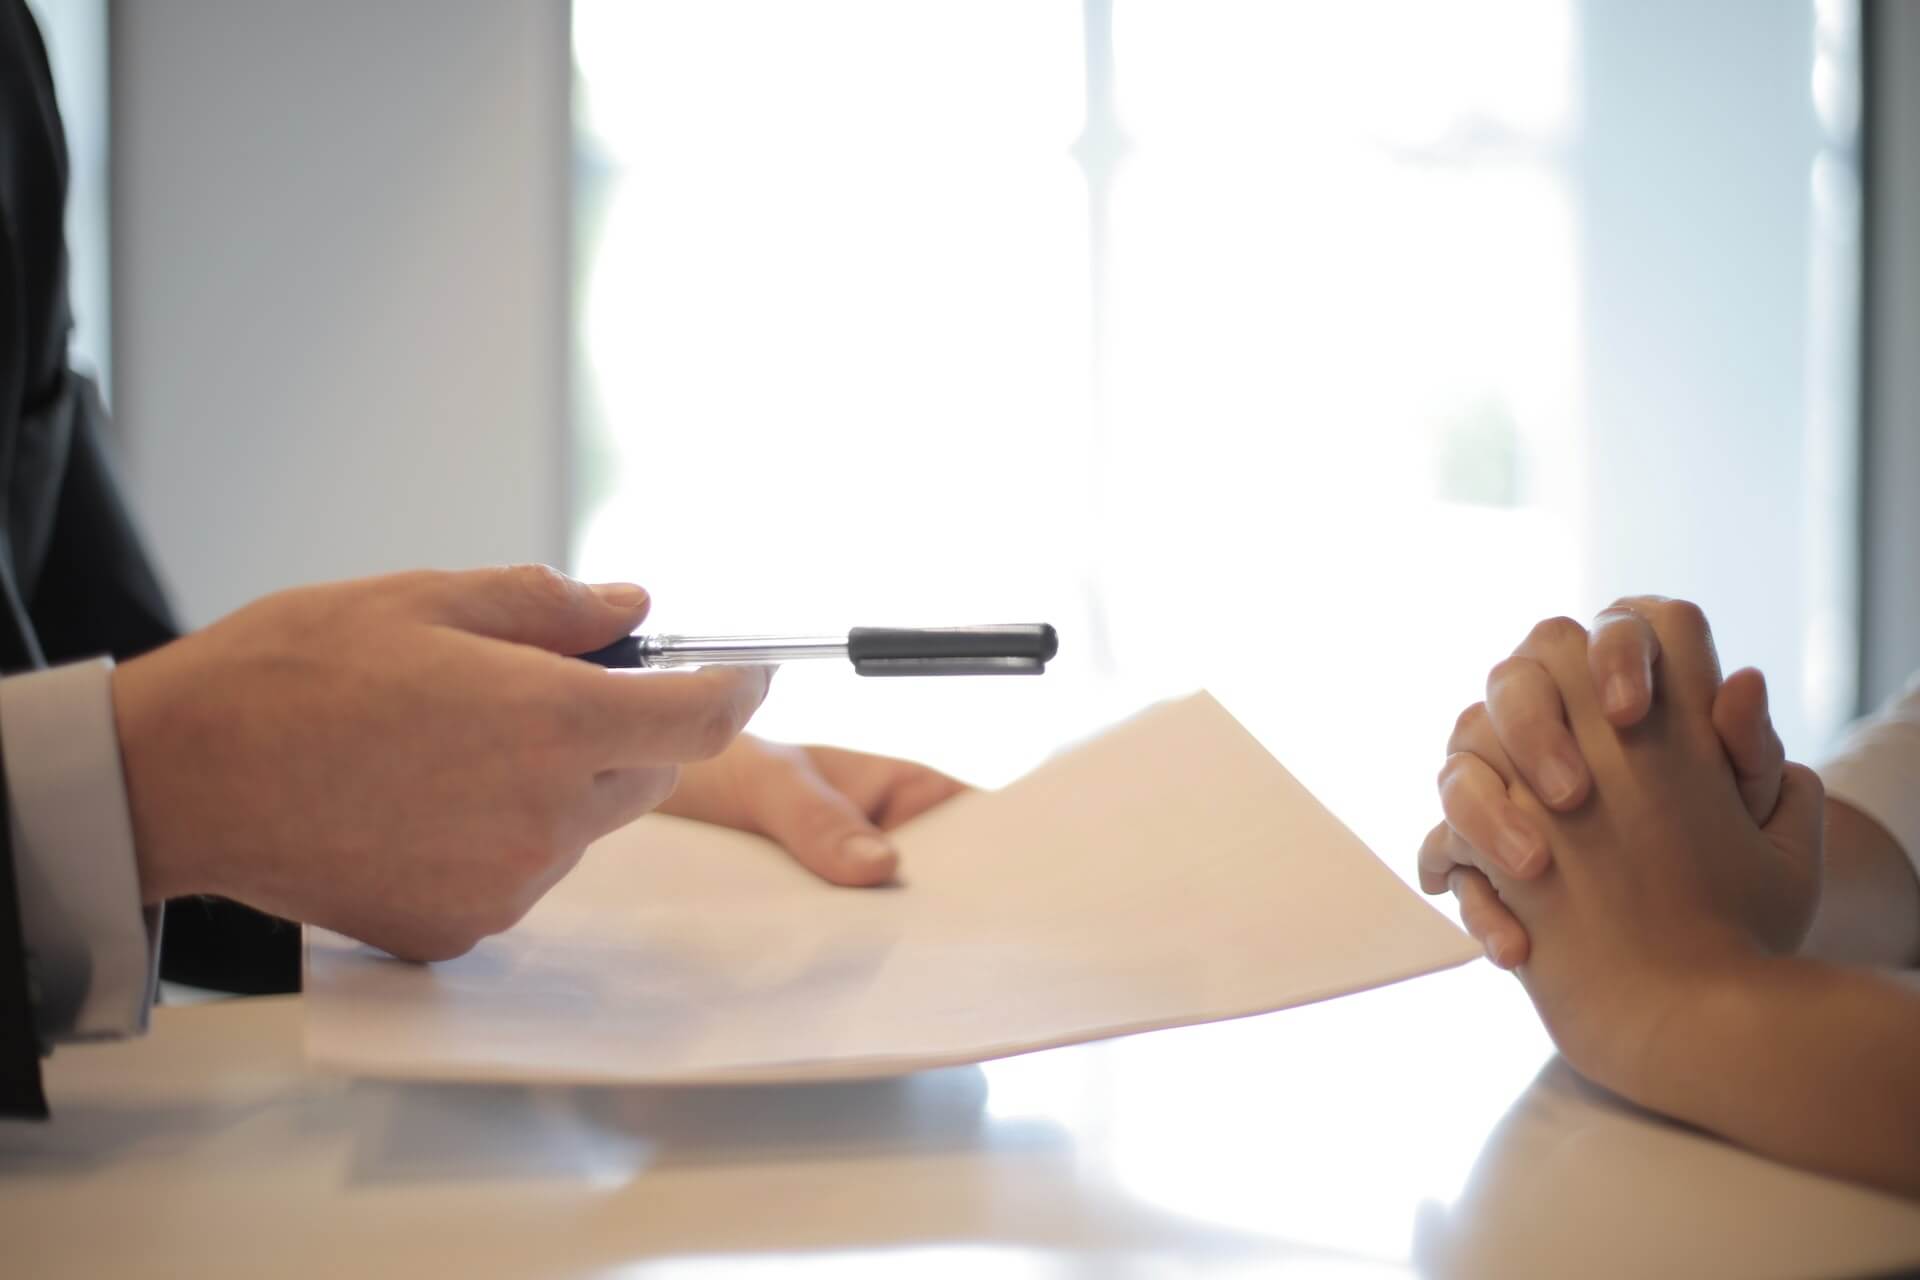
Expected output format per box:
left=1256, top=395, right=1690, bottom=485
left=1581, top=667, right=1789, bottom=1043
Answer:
left=24, top=376, right=177, bottom=666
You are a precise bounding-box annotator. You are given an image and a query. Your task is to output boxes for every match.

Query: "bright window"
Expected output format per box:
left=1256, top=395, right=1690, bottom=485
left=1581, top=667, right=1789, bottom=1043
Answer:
left=572, top=1, right=1857, bottom=877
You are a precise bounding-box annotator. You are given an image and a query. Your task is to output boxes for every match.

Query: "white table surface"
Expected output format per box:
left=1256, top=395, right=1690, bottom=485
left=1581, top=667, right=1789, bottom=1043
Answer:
left=6, top=963, right=1920, bottom=1279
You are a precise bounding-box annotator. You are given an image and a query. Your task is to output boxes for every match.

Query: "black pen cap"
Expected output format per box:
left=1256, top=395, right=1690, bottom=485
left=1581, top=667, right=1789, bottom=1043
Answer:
left=847, top=624, right=1058, bottom=676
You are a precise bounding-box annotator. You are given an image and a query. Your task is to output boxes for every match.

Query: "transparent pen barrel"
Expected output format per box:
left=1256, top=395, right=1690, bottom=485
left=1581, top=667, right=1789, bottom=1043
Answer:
left=639, top=635, right=848, bottom=668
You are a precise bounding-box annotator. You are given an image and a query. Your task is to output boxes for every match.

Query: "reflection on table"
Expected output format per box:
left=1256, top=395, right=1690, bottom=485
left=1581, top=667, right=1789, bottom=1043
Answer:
left=5, top=965, right=1919, bottom=1278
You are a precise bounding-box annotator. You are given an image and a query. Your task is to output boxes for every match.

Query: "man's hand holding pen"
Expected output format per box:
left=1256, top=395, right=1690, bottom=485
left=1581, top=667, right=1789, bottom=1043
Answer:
left=109, top=566, right=961, bottom=962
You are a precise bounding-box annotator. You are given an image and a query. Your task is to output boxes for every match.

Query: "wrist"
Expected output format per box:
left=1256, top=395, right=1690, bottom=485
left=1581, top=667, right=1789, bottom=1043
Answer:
left=657, top=733, right=770, bottom=827
left=111, top=652, right=217, bottom=903
left=1604, top=948, right=1791, bottom=1111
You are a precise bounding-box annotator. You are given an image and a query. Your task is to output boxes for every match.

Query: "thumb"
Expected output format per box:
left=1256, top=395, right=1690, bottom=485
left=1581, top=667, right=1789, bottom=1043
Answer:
left=1712, top=666, right=1786, bottom=825
left=1753, top=760, right=1825, bottom=951
left=1763, top=760, right=1825, bottom=866
left=749, top=756, right=901, bottom=888
left=419, top=565, right=651, bottom=654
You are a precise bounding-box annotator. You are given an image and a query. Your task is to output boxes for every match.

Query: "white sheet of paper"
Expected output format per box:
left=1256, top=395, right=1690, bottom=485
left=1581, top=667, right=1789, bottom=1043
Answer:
left=304, top=692, right=1478, bottom=1084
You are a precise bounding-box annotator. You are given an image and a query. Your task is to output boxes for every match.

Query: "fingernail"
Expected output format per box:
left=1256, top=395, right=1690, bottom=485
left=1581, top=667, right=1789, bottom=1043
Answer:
left=1605, top=674, right=1637, bottom=716
left=1498, top=824, right=1541, bottom=876
left=593, top=582, right=649, bottom=609
left=842, top=834, right=896, bottom=869
left=1537, top=756, right=1580, bottom=807
left=1483, top=936, right=1507, bottom=967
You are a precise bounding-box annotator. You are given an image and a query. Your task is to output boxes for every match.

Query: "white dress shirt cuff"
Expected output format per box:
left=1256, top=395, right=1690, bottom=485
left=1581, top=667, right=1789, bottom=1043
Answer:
left=0, top=658, right=160, bottom=1044
left=1818, top=674, right=1920, bottom=884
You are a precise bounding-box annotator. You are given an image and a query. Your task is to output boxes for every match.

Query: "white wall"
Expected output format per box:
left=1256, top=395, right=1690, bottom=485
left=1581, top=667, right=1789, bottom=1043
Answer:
left=112, top=0, right=570, bottom=627
left=1575, top=0, right=1843, bottom=753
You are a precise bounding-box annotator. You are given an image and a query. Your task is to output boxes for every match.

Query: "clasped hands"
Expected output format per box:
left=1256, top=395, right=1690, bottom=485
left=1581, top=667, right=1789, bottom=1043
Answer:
left=1417, top=597, right=1824, bottom=1096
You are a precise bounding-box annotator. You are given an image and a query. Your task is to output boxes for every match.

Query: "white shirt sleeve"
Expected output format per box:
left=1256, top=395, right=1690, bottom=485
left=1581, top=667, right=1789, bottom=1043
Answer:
left=0, top=658, right=160, bottom=1044
left=1818, top=673, right=1920, bottom=881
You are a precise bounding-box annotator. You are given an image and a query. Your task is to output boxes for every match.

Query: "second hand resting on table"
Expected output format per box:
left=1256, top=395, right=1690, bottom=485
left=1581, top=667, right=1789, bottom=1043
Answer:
left=1418, top=597, right=1920, bottom=1199
left=660, top=736, right=967, bottom=888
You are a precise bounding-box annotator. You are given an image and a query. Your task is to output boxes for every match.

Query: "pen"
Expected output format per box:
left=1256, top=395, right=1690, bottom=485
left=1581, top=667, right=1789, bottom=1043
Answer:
left=576, top=624, right=1058, bottom=676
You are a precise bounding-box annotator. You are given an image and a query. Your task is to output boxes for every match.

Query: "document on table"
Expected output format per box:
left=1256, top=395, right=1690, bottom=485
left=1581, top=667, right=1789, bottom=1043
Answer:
left=304, top=692, right=1479, bottom=1084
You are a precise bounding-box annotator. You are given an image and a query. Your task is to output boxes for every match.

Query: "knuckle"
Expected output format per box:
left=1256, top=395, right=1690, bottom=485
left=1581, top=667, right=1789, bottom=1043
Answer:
left=1417, top=822, right=1464, bottom=875
left=1590, top=606, right=1640, bottom=635
left=1486, top=655, right=1532, bottom=683
left=1659, top=597, right=1709, bottom=636
left=1435, top=753, right=1486, bottom=808
left=1450, top=702, right=1489, bottom=747
left=1485, top=656, right=1547, bottom=704
left=1594, top=598, right=1655, bottom=633
left=1523, top=615, right=1587, bottom=652
left=510, top=562, right=578, bottom=610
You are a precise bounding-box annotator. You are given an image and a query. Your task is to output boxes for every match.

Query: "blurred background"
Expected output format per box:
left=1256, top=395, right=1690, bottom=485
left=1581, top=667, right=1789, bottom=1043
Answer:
left=26, top=0, right=1920, bottom=887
